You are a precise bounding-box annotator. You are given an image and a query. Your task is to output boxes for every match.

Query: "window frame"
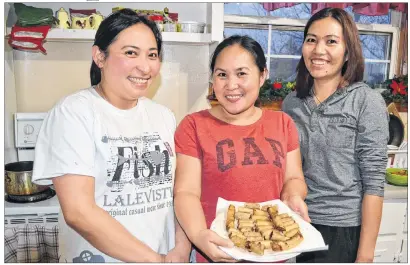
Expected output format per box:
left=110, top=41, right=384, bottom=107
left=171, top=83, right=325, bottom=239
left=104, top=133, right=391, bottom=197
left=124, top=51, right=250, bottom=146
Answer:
left=224, top=14, right=400, bottom=80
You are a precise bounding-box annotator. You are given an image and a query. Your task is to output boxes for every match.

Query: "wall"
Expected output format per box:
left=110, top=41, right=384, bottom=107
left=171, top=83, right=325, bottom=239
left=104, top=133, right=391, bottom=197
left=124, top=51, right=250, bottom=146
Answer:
left=6, top=2, right=213, bottom=124
left=10, top=42, right=211, bottom=124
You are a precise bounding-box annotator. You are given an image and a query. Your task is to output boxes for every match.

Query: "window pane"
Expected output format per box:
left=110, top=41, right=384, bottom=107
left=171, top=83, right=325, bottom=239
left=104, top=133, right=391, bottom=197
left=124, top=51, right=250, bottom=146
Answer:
left=271, top=30, right=304, bottom=55
left=360, top=34, right=390, bottom=60
left=224, top=27, right=269, bottom=54
left=269, top=3, right=312, bottom=19
left=224, top=3, right=268, bottom=16
left=364, top=62, right=388, bottom=86
left=269, top=58, right=300, bottom=81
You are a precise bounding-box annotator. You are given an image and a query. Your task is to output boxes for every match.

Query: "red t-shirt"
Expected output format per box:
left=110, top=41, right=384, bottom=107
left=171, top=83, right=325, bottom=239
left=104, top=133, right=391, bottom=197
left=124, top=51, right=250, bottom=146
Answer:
left=175, top=109, right=299, bottom=262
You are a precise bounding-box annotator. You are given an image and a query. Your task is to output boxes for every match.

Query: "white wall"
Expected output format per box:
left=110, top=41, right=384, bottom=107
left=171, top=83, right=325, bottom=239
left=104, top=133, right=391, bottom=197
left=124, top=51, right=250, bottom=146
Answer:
left=10, top=42, right=211, bottom=123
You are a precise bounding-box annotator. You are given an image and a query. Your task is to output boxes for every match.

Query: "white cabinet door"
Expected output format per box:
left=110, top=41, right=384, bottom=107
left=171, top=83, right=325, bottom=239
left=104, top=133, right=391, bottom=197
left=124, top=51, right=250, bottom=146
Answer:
left=379, top=202, right=406, bottom=236
left=374, top=235, right=399, bottom=262
left=399, top=237, right=407, bottom=263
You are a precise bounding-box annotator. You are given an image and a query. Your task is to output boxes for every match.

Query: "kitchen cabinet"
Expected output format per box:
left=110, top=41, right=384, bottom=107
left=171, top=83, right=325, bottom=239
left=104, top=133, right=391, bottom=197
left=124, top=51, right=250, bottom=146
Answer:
left=5, top=3, right=224, bottom=44
left=375, top=198, right=407, bottom=263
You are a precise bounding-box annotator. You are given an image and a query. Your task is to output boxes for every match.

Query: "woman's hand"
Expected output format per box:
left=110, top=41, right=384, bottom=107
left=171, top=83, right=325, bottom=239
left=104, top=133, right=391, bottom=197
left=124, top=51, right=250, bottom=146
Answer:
left=283, top=195, right=311, bottom=223
left=164, top=242, right=191, bottom=263
left=192, top=229, right=237, bottom=262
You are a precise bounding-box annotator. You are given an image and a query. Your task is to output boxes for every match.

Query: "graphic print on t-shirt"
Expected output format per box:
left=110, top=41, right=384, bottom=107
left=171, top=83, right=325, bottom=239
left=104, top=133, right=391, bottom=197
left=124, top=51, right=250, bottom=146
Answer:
left=103, top=133, right=173, bottom=192
left=216, top=137, right=285, bottom=172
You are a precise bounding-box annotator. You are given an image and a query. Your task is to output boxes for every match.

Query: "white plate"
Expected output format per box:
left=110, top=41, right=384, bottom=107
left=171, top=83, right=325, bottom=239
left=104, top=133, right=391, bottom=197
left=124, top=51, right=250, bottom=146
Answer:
left=210, top=197, right=328, bottom=262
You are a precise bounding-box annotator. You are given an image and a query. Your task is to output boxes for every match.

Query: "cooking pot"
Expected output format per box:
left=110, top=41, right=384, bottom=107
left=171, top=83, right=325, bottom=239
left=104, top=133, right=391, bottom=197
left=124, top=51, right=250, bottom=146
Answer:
left=388, top=114, right=405, bottom=147
left=5, top=161, right=49, bottom=196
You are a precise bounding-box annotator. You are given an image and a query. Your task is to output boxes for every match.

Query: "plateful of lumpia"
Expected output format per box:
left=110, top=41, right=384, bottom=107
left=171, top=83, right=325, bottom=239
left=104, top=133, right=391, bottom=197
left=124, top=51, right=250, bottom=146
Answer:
left=225, top=202, right=304, bottom=255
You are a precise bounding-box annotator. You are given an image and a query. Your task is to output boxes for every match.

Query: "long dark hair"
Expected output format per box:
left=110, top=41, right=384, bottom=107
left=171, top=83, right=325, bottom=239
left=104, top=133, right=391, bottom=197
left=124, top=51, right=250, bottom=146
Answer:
left=90, top=9, right=162, bottom=85
left=295, top=7, right=365, bottom=98
left=210, top=35, right=266, bottom=106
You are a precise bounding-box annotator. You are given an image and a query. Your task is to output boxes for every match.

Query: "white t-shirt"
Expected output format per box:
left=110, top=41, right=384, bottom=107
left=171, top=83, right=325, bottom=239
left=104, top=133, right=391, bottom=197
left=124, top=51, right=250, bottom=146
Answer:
left=32, top=87, right=177, bottom=263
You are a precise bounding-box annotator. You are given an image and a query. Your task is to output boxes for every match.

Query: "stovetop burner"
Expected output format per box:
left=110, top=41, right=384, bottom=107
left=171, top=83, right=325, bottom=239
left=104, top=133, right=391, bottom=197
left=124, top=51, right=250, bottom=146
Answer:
left=5, top=188, right=56, bottom=203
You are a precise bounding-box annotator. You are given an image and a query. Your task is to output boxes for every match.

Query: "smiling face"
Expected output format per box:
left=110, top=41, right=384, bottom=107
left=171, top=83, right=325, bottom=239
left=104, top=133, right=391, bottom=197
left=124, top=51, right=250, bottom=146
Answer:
left=96, top=23, right=160, bottom=102
left=302, top=16, right=347, bottom=82
left=212, top=44, right=266, bottom=115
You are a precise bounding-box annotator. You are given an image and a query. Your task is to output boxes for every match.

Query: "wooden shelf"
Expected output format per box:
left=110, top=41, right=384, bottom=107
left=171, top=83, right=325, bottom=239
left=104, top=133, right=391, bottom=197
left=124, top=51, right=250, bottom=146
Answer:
left=6, top=28, right=214, bottom=44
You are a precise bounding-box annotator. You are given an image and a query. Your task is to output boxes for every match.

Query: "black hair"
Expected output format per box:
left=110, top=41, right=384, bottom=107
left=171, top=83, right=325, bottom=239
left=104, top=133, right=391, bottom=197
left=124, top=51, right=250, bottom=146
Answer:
left=210, top=35, right=266, bottom=73
left=295, top=7, right=364, bottom=98
left=90, top=8, right=162, bottom=85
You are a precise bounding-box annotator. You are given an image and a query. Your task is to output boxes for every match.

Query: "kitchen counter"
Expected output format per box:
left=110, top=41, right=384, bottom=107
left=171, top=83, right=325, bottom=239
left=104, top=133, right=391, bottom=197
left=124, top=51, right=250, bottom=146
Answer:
left=384, top=183, right=408, bottom=200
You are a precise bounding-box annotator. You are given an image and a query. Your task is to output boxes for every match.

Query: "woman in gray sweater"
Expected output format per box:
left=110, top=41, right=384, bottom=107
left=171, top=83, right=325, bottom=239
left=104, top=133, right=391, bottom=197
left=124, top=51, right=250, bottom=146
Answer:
left=282, top=7, right=389, bottom=263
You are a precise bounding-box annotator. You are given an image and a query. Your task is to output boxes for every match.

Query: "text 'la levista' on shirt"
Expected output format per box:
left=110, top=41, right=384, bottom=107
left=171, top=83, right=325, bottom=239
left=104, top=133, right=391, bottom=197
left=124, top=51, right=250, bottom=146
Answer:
left=175, top=109, right=299, bottom=228
left=32, top=87, right=177, bottom=263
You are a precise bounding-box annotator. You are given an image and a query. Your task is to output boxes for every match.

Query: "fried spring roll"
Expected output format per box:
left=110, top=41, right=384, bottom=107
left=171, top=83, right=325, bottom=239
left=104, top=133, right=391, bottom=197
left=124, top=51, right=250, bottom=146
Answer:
left=238, top=206, right=253, bottom=214
left=284, top=223, right=299, bottom=232
left=256, top=225, right=274, bottom=233
left=226, top=220, right=235, bottom=230
left=255, top=220, right=273, bottom=226
left=239, top=227, right=253, bottom=233
left=262, top=204, right=275, bottom=212
left=228, top=228, right=240, bottom=234
left=230, top=235, right=247, bottom=248
left=282, top=220, right=295, bottom=227
left=244, top=231, right=262, bottom=237
left=285, top=234, right=303, bottom=248
left=235, top=212, right=251, bottom=220
left=244, top=203, right=261, bottom=209
left=238, top=219, right=254, bottom=225
left=249, top=242, right=264, bottom=255
left=259, top=240, right=273, bottom=249
left=272, top=241, right=289, bottom=251
left=285, top=228, right=299, bottom=238
left=280, top=217, right=293, bottom=223
left=271, top=242, right=282, bottom=251
left=253, top=209, right=270, bottom=217
left=270, top=232, right=289, bottom=242
left=251, top=215, right=270, bottom=221
left=246, top=236, right=264, bottom=242
left=238, top=222, right=254, bottom=229
left=229, top=231, right=246, bottom=239
left=278, top=213, right=289, bottom=219
left=267, top=206, right=279, bottom=217
left=261, top=230, right=273, bottom=240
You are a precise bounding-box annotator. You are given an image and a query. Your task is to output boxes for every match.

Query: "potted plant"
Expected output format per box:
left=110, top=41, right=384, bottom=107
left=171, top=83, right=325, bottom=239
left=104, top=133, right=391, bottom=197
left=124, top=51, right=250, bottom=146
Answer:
left=381, top=75, right=408, bottom=112
left=258, top=79, right=295, bottom=110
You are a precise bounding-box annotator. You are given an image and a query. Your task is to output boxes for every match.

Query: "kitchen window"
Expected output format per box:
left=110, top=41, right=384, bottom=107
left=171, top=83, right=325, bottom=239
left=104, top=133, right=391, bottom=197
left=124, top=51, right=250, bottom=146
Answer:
left=223, top=3, right=398, bottom=86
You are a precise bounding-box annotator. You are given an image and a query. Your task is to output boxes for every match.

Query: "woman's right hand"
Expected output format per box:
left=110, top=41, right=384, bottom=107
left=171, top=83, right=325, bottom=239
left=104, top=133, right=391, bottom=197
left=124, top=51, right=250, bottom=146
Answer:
left=192, top=229, right=237, bottom=262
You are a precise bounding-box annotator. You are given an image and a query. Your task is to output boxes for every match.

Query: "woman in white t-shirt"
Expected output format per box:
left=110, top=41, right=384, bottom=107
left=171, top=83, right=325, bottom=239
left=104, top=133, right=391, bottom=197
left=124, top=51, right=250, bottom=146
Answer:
left=32, top=9, right=191, bottom=263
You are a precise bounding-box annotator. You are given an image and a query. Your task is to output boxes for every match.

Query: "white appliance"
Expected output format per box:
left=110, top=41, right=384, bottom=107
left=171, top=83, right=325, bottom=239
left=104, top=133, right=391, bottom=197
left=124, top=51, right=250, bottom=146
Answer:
left=5, top=112, right=60, bottom=226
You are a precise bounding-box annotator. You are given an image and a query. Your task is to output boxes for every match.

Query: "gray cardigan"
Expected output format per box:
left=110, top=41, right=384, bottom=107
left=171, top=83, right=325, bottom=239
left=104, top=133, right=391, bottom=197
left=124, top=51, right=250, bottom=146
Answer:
left=282, top=82, right=389, bottom=226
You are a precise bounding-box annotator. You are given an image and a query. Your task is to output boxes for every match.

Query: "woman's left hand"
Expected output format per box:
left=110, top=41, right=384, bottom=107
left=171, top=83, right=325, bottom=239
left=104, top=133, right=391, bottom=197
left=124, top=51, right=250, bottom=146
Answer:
left=164, top=243, right=191, bottom=263
left=283, top=195, right=311, bottom=223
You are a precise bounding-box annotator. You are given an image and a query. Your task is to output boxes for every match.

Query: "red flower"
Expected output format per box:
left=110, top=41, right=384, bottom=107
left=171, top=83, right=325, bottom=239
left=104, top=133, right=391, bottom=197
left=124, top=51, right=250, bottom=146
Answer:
left=272, top=82, right=282, bottom=90
left=391, top=80, right=407, bottom=96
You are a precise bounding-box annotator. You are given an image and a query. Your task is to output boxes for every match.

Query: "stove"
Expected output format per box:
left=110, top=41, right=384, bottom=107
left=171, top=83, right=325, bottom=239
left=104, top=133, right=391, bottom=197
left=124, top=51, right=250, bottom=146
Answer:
left=5, top=188, right=56, bottom=204
left=5, top=113, right=61, bottom=223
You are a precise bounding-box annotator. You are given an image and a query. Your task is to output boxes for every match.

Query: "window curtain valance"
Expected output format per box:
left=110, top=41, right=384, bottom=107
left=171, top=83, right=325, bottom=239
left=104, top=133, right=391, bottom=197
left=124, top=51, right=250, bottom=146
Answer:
left=261, top=3, right=407, bottom=16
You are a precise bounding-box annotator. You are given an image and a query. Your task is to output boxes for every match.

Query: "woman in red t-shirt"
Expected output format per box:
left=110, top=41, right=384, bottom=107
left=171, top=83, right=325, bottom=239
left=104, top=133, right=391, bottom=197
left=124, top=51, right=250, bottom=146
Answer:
left=174, top=35, right=310, bottom=263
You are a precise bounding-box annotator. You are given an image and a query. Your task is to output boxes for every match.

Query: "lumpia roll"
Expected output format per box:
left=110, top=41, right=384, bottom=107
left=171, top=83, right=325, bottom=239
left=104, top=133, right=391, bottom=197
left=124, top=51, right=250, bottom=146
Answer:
left=244, top=203, right=261, bottom=209
left=238, top=206, right=253, bottom=214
